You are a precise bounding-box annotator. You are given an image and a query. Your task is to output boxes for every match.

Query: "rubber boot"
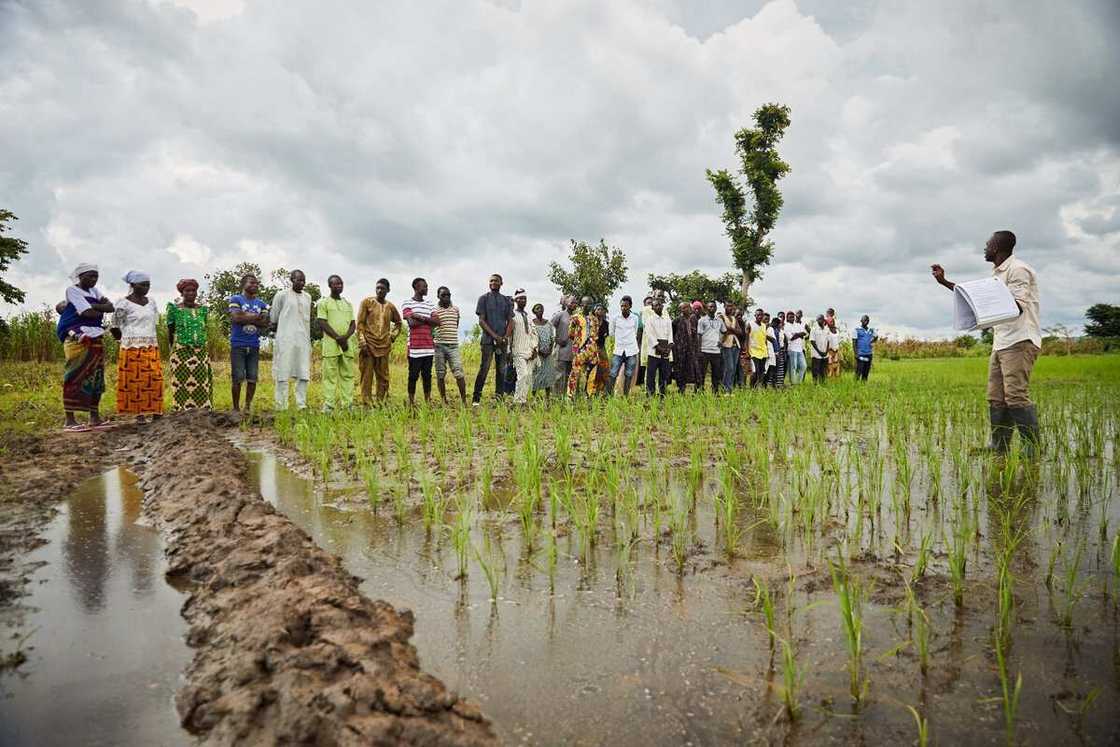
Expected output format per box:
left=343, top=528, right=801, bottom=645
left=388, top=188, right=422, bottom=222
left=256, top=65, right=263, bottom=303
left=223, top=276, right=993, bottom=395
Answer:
left=1008, top=405, right=1041, bottom=458
left=989, top=404, right=1013, bottom=453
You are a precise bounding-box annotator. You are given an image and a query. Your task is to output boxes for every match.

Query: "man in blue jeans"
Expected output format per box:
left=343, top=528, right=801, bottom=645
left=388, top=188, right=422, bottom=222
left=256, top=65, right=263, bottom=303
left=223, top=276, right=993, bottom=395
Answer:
left=852, top=315, right=877, bottom=381
left=786, top=309, right=808, bottom=383
left=607, top=296, right=639, bottom=395
left=228, top=273, right=270, bottom=412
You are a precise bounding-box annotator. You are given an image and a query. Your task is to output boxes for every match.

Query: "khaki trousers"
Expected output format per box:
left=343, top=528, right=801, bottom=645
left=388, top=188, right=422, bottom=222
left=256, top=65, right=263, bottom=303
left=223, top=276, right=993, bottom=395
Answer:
left=987, top=340, right=1039, bottom=408
left=359, top=350, right=390, bottom=403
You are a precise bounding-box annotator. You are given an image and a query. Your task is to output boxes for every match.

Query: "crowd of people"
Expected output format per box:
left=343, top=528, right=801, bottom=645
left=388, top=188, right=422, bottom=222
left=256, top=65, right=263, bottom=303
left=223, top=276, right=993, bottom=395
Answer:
left=53, top=265, right=876, bottom=431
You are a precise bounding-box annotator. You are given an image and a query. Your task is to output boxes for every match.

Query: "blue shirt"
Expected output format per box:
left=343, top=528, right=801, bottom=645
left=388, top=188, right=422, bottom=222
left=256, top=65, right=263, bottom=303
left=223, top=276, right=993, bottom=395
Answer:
left=854, top=326, right=875, bottom=357
left=229, top=294, right=270, bottom=348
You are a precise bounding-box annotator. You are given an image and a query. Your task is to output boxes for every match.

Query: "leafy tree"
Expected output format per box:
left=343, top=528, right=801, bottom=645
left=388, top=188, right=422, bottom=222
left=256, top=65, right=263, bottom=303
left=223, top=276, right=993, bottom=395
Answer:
left=1084, top=303, right=1120, bottom=337
left=981, top=327, right=993, bottom=345
left=547, top=239, right=628, bottom=307
left=646, top=270, right=747, bottom=313
left=706, top=103, right=792, bottom=301
left=0, top=210, right=30, bottom=305
left=953, top=334, right=978, bottom=348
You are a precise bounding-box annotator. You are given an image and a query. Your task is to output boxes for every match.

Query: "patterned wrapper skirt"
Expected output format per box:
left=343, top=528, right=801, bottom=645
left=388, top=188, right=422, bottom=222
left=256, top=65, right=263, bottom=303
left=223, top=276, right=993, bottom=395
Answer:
left=169, top=343, right=213, bottom=410
left=63, top=338, right=105, bottom=411
left=116, top=346, right=164, bottom=415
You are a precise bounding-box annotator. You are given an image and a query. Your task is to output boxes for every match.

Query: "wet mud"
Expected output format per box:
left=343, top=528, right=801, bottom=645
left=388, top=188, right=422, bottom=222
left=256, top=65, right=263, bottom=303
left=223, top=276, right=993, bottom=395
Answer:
left=1, top=413, right=495, bottom=746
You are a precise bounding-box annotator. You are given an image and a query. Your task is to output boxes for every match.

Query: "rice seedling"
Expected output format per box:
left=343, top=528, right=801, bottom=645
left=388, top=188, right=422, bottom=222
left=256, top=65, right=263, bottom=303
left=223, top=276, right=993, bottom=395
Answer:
left=993, top=634, right=1022, bottom=746
left=1112, top=532, right=1120, bottom=603
left=1059, top=538, right=1085, bottom=631
left=947, top=500, right=970, bottom=607
left=474, top=532, right=501, bottom=602
left=668, top=492, right=690, bottom=572
left=911, top=530, right=933, bottom=583
left=752, top=576, right=776, bottom=651
left=776, top=637, right=802, bottom=721
left=905, top=705, right=929, bottom=747
left=450, top=499, right=473, bottom=579
left=829, top=556, right=867, bottom=703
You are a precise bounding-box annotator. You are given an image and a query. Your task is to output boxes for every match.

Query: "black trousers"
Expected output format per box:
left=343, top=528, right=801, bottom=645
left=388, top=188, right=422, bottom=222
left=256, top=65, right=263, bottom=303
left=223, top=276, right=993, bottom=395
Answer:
left=811, top=356, right=827, bottom=382
left=408, top=355, right=433, bottom=396
left=855, top=355, right=873, bottom=381
left=645, top=356, right=671, bottom=396
left=472, top=342, right=508, bottom=403
left=698, top=352, right=721, bottom=393
left=750, top=357, right=767, bottom=387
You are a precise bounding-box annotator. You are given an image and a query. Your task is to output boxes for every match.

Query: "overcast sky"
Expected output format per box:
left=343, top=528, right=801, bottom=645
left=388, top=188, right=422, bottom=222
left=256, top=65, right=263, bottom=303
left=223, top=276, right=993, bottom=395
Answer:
left=1, top=0, right=1117, bottom=337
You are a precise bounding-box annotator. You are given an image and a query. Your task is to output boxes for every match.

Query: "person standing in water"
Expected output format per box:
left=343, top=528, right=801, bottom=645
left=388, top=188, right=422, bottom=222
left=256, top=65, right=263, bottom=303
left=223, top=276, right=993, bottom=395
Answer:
left=932, top=230, right=1041, bottom=454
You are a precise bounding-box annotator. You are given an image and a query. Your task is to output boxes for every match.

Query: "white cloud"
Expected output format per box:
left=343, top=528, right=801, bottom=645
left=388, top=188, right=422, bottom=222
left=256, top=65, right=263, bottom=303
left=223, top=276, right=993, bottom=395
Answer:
left=1, top=0, right=1117, bottom=335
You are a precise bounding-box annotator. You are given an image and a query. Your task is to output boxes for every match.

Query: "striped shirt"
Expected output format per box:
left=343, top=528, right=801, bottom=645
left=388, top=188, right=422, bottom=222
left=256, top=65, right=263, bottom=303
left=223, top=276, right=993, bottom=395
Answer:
left=401, top=298, right=436, bottom=357
left=432, top=304, right=460, bottom=345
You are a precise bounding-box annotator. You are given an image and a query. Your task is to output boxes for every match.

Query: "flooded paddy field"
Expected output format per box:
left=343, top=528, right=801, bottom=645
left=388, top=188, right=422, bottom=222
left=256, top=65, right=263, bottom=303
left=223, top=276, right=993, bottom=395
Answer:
left=253, top=356, right=1120, bottom=744
left=0, top=356, right=1117, bottom=744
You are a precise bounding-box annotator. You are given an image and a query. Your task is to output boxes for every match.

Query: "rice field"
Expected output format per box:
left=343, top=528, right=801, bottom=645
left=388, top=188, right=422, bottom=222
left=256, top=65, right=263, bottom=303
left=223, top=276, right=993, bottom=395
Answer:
left=243, top=354, right=1120, bottom=744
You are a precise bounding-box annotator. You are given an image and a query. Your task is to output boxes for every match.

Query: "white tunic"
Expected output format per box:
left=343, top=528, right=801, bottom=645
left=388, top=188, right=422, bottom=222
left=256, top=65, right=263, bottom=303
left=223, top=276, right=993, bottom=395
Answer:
left=270, top=288, right=312, bottom=381
left=112, top=297, right=159, bottom=348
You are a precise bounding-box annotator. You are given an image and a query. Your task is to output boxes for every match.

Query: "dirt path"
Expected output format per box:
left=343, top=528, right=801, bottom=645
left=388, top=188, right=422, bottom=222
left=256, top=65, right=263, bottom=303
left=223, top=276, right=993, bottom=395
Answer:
left=1, top=413, right=496, bottom=745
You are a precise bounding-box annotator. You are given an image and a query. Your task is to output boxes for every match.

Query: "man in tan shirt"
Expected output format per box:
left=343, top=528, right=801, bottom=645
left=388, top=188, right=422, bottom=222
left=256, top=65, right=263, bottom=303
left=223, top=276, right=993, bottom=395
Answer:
left=932, top=230, right=1041, bottom=455
left=356, top=278, right=402, bottom=404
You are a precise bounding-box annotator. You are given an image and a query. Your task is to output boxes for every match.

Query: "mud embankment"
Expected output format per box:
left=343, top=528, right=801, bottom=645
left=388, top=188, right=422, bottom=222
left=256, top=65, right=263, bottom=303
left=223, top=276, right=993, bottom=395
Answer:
left=3, top=413, right=496, bottom=745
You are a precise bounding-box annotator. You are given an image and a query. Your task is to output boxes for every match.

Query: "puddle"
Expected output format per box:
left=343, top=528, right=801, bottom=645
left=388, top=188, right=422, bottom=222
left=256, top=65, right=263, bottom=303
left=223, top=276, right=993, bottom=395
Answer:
left=0, top=467, right=189, bottom=747
left=246, top=447, right=1120, bottom=744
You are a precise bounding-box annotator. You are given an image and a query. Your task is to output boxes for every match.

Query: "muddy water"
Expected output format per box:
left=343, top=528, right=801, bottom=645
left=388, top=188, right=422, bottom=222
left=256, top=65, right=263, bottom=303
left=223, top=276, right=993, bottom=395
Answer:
left=247, top=448, right=1120, bottom=745
left=0, top=467, right=189, bottom=747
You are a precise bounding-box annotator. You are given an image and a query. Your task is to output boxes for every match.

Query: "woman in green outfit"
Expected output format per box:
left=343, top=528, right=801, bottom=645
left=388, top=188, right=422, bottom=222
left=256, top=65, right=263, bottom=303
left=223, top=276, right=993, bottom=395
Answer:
left=166, top=278, right=213, bottom=410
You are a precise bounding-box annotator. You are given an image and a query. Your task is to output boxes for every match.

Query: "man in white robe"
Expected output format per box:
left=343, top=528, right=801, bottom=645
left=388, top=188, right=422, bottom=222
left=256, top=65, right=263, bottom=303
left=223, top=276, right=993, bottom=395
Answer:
left=270, top=269, right=313, bottom=409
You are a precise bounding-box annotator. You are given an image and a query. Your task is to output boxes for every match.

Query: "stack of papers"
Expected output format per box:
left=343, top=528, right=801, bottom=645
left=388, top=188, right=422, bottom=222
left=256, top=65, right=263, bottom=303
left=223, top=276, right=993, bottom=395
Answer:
left=953, top=277, right=1020, bottom=331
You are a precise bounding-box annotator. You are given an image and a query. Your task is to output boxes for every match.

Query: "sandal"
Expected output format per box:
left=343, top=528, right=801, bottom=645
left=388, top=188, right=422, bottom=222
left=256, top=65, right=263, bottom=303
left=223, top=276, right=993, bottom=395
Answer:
left=90, top=422, right=117, bottom=431
left=63, top=424, right=92, bottom=433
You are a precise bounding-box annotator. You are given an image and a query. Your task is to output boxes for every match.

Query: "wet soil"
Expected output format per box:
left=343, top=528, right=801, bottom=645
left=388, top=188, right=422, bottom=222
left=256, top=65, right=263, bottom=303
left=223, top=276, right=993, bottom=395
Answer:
left=0, top=413, right=495, bottom=746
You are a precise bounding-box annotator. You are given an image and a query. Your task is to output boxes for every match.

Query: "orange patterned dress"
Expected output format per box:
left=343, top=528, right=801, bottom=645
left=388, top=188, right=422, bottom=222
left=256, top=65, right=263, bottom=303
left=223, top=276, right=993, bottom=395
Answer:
left=112, top=297, right=164, bottom=416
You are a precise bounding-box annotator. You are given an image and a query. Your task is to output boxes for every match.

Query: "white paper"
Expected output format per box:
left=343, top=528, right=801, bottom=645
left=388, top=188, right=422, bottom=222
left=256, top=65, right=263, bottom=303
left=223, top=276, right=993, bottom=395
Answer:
left=953, top=277, right=1020, bottom=331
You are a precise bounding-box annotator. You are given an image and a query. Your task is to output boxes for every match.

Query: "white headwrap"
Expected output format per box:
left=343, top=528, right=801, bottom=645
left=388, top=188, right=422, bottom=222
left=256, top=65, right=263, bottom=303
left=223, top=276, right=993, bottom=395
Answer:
left=122, top=270, right=151, bottom=286
left=70, top=263, right=98, bottom=283
left=513, top=288, right=527, bottom=300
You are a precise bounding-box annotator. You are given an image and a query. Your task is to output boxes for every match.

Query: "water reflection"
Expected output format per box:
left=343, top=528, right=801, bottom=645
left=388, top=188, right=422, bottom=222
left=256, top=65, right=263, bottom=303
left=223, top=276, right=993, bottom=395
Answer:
left=0, top=467, right=189, bottom=747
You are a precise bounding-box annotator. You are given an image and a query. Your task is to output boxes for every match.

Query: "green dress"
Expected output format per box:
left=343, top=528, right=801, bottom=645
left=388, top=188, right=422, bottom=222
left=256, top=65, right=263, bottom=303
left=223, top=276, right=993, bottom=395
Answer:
left=166, top=303, right=212, bottom=410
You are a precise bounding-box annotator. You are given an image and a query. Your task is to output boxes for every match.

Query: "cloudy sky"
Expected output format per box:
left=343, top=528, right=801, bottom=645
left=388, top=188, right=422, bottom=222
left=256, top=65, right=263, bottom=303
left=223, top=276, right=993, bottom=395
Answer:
left=1, top=0, right=1117, bottom=337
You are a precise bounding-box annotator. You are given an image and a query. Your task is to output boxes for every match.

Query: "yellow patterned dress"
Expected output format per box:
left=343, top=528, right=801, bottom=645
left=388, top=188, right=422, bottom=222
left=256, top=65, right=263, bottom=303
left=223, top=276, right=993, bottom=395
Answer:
left=112, top=297, right=164, bottom=416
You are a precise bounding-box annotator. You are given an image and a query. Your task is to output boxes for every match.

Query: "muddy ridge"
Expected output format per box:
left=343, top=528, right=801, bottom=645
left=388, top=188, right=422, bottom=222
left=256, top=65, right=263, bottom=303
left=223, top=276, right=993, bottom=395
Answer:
left=101, top=412, right=493, bottom=746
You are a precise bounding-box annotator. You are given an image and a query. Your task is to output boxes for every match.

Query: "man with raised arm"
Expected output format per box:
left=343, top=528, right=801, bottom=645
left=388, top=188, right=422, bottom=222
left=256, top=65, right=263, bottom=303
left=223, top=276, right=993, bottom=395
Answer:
left=932, top=230, right=1041, bottom=454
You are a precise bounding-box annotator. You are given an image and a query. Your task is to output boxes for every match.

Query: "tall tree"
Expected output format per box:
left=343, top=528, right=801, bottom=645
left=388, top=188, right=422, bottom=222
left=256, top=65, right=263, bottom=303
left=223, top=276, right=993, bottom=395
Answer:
left=706, top=103, right=792, bottom=300
left=646, top=270, right=746, bottom=313
left=547, top=239, right=628, bottom=306
left=1084, top=303, right=1120, bottom=338
left=0, top=210, right=30, bottom=305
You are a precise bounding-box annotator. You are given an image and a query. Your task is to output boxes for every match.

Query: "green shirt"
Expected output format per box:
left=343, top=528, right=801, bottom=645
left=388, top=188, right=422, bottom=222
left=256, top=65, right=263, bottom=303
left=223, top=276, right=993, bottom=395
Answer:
left=318, top=296, right=355, bottom=358
left=166, top=303, right=209, bottom=347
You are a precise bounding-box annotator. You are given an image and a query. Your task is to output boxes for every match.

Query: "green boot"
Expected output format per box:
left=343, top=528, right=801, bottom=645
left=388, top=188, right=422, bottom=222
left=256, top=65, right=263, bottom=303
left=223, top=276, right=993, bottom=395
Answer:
left=989, top=404, right=1013, bottom=453
left=1008, top=405, right=1041, bottom=458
